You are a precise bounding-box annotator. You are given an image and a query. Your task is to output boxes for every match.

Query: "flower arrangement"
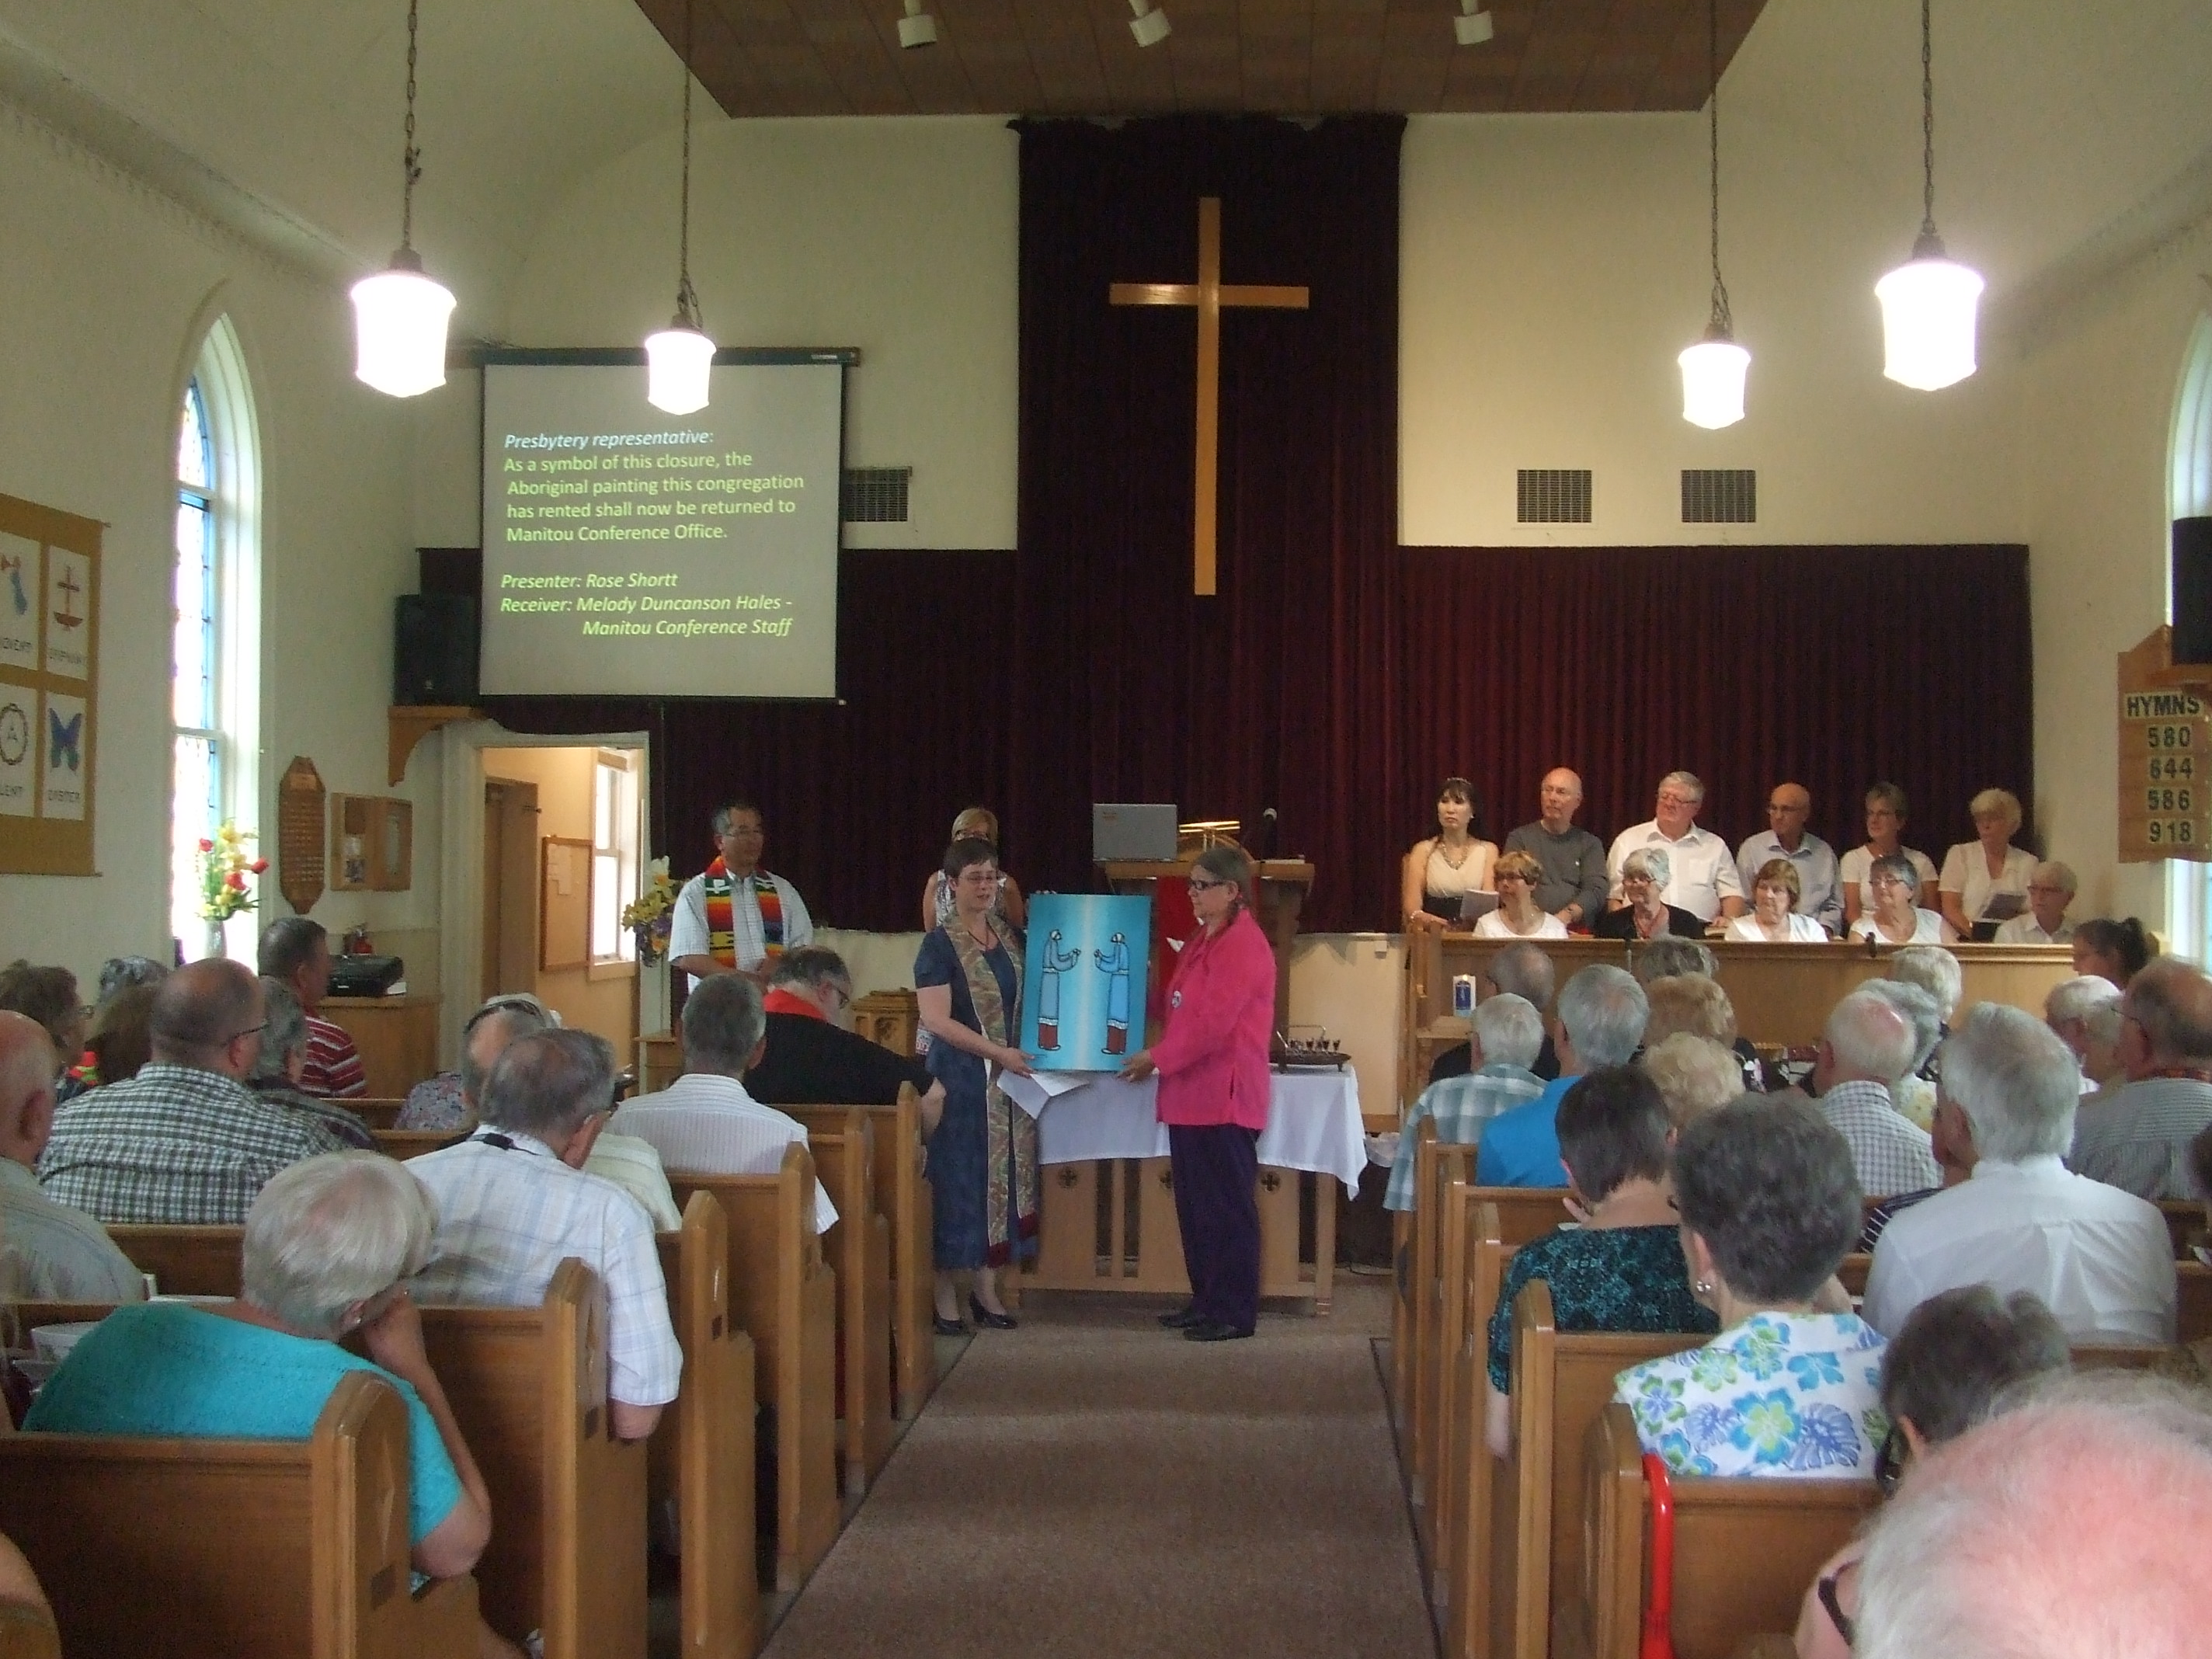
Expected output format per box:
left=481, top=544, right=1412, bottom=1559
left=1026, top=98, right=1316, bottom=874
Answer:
left=621, top=857, right=680, bottom=962
left=197, top=823, right=270, bottom=923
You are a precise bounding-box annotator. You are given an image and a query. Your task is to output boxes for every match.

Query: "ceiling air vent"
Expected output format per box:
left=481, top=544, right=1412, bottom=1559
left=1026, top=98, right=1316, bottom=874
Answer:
left=840, top=467, right=911, bottom=524
left=1682, top=468, right=1755, bottom=523
left=1518, top=468, right=1593, bottom=523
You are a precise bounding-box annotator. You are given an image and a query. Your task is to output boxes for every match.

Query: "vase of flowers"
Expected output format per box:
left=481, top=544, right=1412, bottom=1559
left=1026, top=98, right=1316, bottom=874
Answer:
left=621, top=857, right=679, bottom=963
left=197, top=824, right=269, bottom=958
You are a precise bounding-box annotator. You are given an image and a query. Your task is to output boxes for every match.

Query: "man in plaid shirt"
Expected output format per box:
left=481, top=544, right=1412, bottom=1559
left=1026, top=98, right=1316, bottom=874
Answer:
left=409, top=1028, right=682, bottom=1440
left=1813, top=991, right=1939, bottom=1197
left=1385, top=993, right=1547, bottom=1212
left=39, top=958, right=344, bottom=1225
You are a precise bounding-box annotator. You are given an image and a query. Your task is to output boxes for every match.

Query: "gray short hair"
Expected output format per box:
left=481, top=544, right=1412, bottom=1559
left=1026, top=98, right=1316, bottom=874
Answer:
left=1472, top=993, right=1543, bottom=1073
left=1672, top=1094, right=1862, bottom=1303
left=478, top=1028, right=617, bottom=1139
left=1968, top=788, right=2022, bottom=833
left=1642, top=1033, right=1744, bottom=1131
left=2045, top=974, right=2120, bottom=1031
left=1855, top=1372, right=2212, bottom=1659
left=1887, top=944, right=1963, bottom=1020
left=242, top=1152, right=436, bottom=1339
left=1659, top=770, right=1705, bottom=803
left=1938, top=1003, right=2078, bottom=1162
left=2120, top=956, right=2212, bottom=1063
left=2033, top=859, right=2077, bottom=897
left=96, top=956, right=168, bottom=1005
left=1825, top=990, right=1918, bottom=1084
left=1486, top=943, right=1555, bottom=1012
left=1862, top=979, right=1942, bottom=1074
left=681, top=973, right=768, bottom=1074
left=1621, top=846, right=1672, bottom=889
left=252, top=977, right=311, bottom=1082
left=1869, top=850, right=1924, bottom=898
left=769, top=946, right=851, bottom=994
left=1557, top=965, right=1648, bottom=1069
left=1633, top=936, right=1715, bottom=984
left=461, top=994, right=558, bottom=1104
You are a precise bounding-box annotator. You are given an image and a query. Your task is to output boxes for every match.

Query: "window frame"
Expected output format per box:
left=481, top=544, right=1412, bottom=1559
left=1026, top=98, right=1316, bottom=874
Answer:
left=589, top=748, right=640, bottom=975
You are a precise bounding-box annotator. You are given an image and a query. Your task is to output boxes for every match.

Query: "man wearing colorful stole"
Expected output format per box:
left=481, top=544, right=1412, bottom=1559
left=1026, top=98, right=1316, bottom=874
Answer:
left=668, top=800, right=816, bottom=990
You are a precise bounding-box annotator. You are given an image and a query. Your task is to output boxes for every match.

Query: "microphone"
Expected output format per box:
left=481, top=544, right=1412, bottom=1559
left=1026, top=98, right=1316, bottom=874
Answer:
left=1259, top=806, right=1278, bottom=859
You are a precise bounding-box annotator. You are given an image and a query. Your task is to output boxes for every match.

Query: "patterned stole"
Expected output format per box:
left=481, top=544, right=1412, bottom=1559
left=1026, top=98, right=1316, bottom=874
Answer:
left=942, top=916, right=1038, bottom=1261
left=702, top=857, right=786, bottom=967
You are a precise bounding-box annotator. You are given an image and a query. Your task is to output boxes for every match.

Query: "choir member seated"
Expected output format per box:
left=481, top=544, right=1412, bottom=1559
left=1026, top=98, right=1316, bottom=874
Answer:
left=1995, top=859, right=2078, bottom=944
left=1850, top=855, right=1959, bottom=944
left=743, top=946, right=944, bottom=1135
left=1401, top=775, right=1497, bottom=931
left=1937, top=788, right=2038, bottom=938
left=1590, top=847, right=1706, bottom=941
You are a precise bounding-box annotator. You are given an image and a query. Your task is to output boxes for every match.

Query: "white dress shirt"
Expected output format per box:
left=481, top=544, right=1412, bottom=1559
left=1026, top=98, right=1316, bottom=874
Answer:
left=1836, top=846, right=1939, bottom=916
left=1723, top=913, right=1830, bottom=943
left=1862, top=1154, right=2176, bottom=1344
left=1938, top=843, right=2038, bottom=923
left=610, top=1072, right=839, bottom=1233
left=1734, top=830, right=1842, bottom=933
left=583, top=1132, right=683, bottom=1229
left=1605, top=822, right=1744, bottom=922
left=1472, top=908, right=1567, bottom=940
left=407, top=1131, right=684, bottom=1408
left=1993, top=913, right=2074, bottom=944
left=1848, top=909, right=1956, bottom=944
left=666, top=868, right=816, bottom=987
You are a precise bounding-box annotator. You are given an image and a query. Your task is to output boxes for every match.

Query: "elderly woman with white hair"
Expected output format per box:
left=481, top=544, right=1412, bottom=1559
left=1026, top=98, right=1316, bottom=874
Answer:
left=1995, top=859, right=2077, bottom=944
left=27, top=1153, right=515, bottom=1648
left=2044, top=974, right=2124, bottom=1097
left=1591, top=847, right=1705, bottom=941
left=1851, top=854, right=1958, bottom=944
left=1938, top=788, right=2038, bottom=938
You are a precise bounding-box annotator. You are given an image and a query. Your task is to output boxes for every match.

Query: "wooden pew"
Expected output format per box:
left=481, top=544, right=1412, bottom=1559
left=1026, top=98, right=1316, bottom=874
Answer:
left=0, top=1369, right=482, bottom=1659
left=1835, top=1252, right=1871, bottom=1299
left=374, top=1128, right=455, bottom=1160
left=1405, top=1121, right=1471, bottom=1509
left=667, top=1145, right=841, bottom=1592
left=0, top=1602, right=58, bottom=1659
left=792, top=1109, right=893, bottom=1494
left=106, top=1224, right=242, bottom=1297
left=350, top=1097, right=407, bottom=1130
left=1558, top=1403, right=1879, bottom=1659
left=2180, top=1260, right=2212, bottom=1344
left=651, top=1192, right=762, bottom=1659
left=1440, top=1202, right=1516, bottom=1659
left=1490, top=1282, right=1706, bottom=1659
left=419, top=1259, right=647, bottom=1659
left=787, top=1085, right=937, bottom=1421
left=2160, top=1199, right=2203, bottom=1259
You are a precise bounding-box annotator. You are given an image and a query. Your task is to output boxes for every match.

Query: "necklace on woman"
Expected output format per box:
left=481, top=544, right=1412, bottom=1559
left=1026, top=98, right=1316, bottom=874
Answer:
left=1435, top=836, right=1471, bottom=869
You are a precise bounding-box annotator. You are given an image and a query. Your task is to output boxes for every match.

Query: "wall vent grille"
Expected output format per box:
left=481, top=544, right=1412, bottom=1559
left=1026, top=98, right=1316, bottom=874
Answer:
left=1682, top=469, right=1756, bottom=523
left=840, top=467, right=911, bottom=523
left=1517, top=468, right=1593, bottom=523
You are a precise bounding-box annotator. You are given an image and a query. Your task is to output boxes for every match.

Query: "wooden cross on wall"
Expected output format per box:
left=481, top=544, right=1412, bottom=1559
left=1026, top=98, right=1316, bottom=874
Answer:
left=1111, top=197, right=1309, bottom=596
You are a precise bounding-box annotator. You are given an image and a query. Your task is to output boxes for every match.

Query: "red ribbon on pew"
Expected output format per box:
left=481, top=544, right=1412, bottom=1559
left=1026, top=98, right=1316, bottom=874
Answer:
left=1641, top=1452, right=1677, bottom=1659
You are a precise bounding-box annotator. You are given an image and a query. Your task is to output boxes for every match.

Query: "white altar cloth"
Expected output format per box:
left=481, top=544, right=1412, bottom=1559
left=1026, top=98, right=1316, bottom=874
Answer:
left=998, top=1069, right=1366, bottom=1188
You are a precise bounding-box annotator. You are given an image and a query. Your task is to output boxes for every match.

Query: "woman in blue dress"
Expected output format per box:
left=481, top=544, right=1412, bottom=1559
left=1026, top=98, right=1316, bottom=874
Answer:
left=914, top=836, right=1036, bottom=1334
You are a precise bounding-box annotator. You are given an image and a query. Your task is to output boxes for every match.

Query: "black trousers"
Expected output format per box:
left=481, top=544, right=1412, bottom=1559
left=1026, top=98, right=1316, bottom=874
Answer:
left=1168, top=1122, right=1261, bottom=1333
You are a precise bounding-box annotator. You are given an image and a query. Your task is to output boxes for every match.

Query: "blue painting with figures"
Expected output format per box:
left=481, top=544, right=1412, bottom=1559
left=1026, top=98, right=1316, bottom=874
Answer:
left=1018, top=892, right=1152, bottom=1073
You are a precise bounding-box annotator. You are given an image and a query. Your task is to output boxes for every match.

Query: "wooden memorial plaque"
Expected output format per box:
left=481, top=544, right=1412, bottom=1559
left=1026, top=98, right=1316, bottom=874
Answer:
left=276, top=756, right=326, bottom=913
left=2117, top=628, right=2212, bottom=863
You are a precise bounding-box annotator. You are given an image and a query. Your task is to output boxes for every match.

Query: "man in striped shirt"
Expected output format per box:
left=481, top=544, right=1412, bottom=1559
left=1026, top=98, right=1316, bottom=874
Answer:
left=2071, top=956, right=2212, bottom=1201
left=257, top=916, right=365, bottom=1099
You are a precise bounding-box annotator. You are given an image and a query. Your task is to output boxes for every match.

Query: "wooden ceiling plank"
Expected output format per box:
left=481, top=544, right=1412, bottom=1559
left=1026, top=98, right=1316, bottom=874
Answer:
left=1508, top=0, right=1616, bottom=113
left=1574, top=0, right=1686, bottom=113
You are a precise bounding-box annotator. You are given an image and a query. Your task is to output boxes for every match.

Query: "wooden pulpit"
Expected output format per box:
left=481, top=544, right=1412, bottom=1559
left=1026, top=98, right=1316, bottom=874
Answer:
left=1099, top=857, right=1313, bottom=1038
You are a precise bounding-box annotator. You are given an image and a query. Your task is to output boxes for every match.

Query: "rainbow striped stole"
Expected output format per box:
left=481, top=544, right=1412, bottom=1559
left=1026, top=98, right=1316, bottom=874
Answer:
left=702, top=857, right=786, bottom=966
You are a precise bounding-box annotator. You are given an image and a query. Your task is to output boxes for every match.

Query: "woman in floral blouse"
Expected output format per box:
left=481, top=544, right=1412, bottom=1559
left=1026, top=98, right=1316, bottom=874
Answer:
left=1616, top=1094, right=1887, bottom=1478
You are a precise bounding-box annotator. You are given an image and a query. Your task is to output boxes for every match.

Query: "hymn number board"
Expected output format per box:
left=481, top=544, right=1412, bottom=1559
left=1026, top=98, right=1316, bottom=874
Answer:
left=2117, top=627, right=2212, bottom=863
left=0, top=489, right=99, bottom=875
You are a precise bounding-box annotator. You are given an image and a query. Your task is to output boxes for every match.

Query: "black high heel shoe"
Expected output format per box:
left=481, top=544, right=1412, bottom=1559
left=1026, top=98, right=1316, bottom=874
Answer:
left=932, top=1312, right=966, bottom=1337
left=969, top=1293, right=1018, bottom=1330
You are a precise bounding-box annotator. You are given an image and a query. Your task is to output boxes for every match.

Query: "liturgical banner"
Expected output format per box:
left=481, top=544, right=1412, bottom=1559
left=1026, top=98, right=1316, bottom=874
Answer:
left=1020, top=893, right=1152, bottom=1072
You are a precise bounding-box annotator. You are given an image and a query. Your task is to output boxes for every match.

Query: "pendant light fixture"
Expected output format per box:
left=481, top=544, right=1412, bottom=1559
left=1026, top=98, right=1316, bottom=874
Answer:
left=351, top=0, right=456, bottom=398
left=1875, top=0, right=1983, bottom=391
left=1678, top=0, right=1748, bottom=430
left=644, top=0, right=715, bottom=415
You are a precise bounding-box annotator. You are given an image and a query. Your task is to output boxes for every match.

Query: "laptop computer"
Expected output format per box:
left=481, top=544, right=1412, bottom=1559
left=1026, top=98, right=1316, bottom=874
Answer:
left=1092, top=802, right=1179, bottom=863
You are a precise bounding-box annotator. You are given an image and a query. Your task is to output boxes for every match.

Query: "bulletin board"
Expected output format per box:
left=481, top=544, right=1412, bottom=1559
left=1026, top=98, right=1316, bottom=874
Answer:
left=540, top=834, right=593, bottom=972
left=0, top=490, right=101, bottom=875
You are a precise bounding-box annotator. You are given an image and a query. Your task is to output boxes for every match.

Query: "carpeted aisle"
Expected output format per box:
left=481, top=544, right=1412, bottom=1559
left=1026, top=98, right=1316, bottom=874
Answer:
left=760, top=1287, right=1433, bottom=1658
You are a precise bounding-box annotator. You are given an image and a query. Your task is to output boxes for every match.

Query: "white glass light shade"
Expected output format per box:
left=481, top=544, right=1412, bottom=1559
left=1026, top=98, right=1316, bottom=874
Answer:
left=1875, top=256, right=1984, bottom=391
left=1678, top=336, right=1750, bottom=430
left=350, top=261, right=455, bottom=398
left=644, top=325, right=715, bottom=414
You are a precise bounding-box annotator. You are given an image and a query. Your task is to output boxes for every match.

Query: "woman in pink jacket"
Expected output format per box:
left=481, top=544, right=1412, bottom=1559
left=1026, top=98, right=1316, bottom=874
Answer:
left=1120, top=843, right=1278, bottom=1341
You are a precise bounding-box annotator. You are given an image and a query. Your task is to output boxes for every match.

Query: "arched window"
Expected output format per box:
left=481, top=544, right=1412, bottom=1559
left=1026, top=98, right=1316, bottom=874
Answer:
left=2164, top=314, right=2212, bottom=960
left=169, top=318, right=260, bottom=959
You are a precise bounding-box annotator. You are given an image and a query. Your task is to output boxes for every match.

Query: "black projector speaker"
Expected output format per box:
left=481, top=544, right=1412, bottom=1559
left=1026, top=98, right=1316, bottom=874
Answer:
left=394, top=593, right=479, bottom=706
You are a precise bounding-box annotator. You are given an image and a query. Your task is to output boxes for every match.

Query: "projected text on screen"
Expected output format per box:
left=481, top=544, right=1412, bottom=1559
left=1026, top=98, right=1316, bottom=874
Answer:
left=480, top=359, right=845, bottom=699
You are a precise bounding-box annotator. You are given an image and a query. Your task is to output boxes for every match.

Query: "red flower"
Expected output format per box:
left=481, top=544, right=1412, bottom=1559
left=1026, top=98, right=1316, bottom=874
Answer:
left=249, top=858, right=269, bottom=874
left=197, top=838, right=214, bottom=853
left=224, top=871, right=245, bottom=890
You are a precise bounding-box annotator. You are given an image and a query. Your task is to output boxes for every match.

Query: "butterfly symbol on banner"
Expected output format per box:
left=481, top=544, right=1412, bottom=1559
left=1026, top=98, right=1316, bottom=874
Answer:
left=48, top=708, right=82, bottom=771
left=0, top=554, right=26, bottom=617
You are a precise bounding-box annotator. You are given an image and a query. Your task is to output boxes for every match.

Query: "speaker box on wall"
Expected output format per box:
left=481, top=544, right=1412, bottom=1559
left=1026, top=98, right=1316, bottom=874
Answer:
left=2175, top=517, right=2212, bottom=666
left=393, top=593, right=480, bottom=706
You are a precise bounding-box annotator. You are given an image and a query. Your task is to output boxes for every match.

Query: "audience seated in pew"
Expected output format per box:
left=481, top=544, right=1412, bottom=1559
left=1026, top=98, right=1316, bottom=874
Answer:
left=24, top=1150, right=521, bottom=1657
left=39, top=959, right=343, bottom=1224
left=256, top=916, right=367, bottom=1099
left=1859, top=978, right=1943, bottom=1132
left=1810, top=993, right=1939, bottom=1196
left=2068, top=955, right=2212, bottom=1200
left=1429, top=943, right=1560, bottom=1085
left=0, top=965, right=83, bottom=1099
left=249, top=978, right=375, bottom=1149
left=1862, top=1004, right=2176, bottom=1344
left=409, top=1030, right=682, bottom=1442
left=1641, top=1034, right=1741, bottom=1131
left=610, top=975, right=839, bottom=1233
left=1484, top=1068, right=1716, bottom=1456
left=744, top=946, right=944, bottom=1136
left=402, top=993, right=680, bottom=1227
left=0, top=1013, right=143, bottom=1303
left=1795, top=1285, right=2071, bottom=1659
left=1477, top=966, right=1648, bottom=1188
left=2043, top=972, right=2123, bottom=1095
left=1640, top=970, right=1762, bottom=1094
left=1850, top=1372, right=2211, bottom=1659
left=56, top=966, right=166, bottom=1108
left=1616, top=1095, right=1886, bottom=1478
left=1386, top=993, right=1546, bottom=1213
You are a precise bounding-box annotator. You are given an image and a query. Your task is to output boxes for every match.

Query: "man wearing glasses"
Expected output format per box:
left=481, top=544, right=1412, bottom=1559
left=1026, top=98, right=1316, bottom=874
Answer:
left=741, top=947, right=945, bottom=1136
left=39, top=958, right=345, bottom=1225
left=1605, top=770, right=1747, bottom=926
left=668, top=799, right=816, bottom=990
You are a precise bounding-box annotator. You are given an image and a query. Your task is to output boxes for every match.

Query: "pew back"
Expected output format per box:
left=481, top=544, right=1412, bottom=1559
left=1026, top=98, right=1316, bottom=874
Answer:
left=372, top=1129, right=452, bottom=1160
left=2161, top=1200, right=2203, bottom=1260
left=2181, top=1261, right=2212, bottom=1345
left=1409, top=1126, right=1473, bottom=1515
left=419, top=1258, right=646, bottom=1659
left=106, top=1224, right=242, bottom=1298
left=0, top=1370, right=480, bottom=1659
left=1442, top=1205, right=1515, bottom=1659
left=786, top=1109, right=894, bottom=1492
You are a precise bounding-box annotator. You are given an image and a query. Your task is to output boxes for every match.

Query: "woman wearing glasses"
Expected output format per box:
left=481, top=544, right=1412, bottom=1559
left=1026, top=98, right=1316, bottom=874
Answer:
left=1589, top=847, right=1705, bottom=941
left=1119, top=843, right=1278, bottom=1342
left=1849, top=853, right=1959, bottom=944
